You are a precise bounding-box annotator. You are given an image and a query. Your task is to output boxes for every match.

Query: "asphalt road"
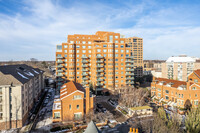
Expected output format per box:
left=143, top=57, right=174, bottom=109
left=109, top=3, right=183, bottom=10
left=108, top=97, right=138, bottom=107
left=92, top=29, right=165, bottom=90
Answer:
left=100, top=101, right=127, bottom=122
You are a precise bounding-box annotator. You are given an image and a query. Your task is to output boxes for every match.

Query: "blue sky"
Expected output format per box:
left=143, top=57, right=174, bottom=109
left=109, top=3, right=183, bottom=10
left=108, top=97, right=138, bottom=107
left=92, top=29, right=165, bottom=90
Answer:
left=0, top=0, right=200, bottom=61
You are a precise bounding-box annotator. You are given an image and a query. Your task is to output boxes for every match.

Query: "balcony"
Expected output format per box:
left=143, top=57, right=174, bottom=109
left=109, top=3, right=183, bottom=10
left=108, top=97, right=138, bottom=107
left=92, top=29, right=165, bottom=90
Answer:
left=82, top=73, right=88, bottom=76
left=57, top=65, right=63, bottom=68
left=57, top=69, right=63, bottom=72
left=56, top=73, right=63, bottom=77
left=96, top=65, right=104, bottom=68
left=82, top=69, right=88, bottom=72
left=82, top=77, right=89, bottom=80
left=57, top=61, right=63, bottom=63
left=126, top=81, right=134, bottom=84
left=125, top=73, right=134, bottom=76
left=56, top=56, right=63, bottom=59
left=97, top=69, right=103, bottom=72
left=125, top=60, right=134, bottom=63
left=96, top=83, right=104, bottom=86
left=96, top=55, right=103, bottom=58
left=126, top=56, right=134, bottom=58
left=126, top=68, right=134, bottom=71
left=97, top=78, right=103, bottom=81
left=97, top=74, right=104, bottom=77
left=82, top=65, right=88, bottom=67
left=126, top=64, right=133, bottom=67
left=82, top=60, right=88, bottom=63
left=126, top=77, right=134, bottom=80
left=97, top=60, right=103, bottom=63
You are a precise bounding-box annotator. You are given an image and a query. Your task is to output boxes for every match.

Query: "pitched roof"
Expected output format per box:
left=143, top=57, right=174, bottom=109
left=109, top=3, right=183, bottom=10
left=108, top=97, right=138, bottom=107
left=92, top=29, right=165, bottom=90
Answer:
left=84, top=121, right=101, bottom=133
left=194, top=69, right=200, bottom=78
left=60, top=81, right=85, bottom=99
left=154, top=77, right=186, bottom=88
left=0, top=64, right=44, bottom=85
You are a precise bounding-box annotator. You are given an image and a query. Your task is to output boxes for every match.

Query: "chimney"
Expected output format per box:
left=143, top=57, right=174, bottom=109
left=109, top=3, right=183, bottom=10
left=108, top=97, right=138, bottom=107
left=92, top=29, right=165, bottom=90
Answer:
left=85, top=87, right=90, bottom=114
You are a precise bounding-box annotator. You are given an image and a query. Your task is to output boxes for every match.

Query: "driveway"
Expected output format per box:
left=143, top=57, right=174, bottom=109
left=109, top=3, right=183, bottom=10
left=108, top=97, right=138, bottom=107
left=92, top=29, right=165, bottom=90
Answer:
left=100, top=101, right=127, bottom=122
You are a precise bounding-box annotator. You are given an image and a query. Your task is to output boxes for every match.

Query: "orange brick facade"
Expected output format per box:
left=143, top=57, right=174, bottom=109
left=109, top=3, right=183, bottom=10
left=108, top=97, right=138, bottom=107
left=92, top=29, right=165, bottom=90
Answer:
left=151, top=69, right=200, bottom=108
left=52, top=82, right=95, bottom=122
left=55, top=31, right=135, bottom=92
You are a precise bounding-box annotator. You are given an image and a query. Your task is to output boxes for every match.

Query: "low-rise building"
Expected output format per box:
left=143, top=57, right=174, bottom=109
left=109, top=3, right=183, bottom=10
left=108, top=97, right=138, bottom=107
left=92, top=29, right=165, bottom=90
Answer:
left=151, top=69, right=200, bottom=108
left=0, top=64, right=44, bottom=130
left=128, top=106, right=153, bottom=116
left=52, top=81, right=95, bottom=122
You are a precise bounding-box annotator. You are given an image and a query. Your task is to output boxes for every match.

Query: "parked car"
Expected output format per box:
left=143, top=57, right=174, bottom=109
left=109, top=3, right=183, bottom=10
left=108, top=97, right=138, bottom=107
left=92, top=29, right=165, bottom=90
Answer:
left=97, top=103, right=103, bottom=109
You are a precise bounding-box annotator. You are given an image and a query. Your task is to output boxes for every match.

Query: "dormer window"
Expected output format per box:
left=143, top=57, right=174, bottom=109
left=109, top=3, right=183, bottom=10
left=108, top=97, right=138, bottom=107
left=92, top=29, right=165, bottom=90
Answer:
left=192, top=87, right=196, bottom=90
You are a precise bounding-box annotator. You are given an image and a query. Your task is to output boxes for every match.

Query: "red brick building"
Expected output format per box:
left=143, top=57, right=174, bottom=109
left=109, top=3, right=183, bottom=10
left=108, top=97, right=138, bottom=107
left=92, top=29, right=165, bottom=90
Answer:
left=151, top=69, right=200, bottom=108
left=52, top=81, right=95, bottom=122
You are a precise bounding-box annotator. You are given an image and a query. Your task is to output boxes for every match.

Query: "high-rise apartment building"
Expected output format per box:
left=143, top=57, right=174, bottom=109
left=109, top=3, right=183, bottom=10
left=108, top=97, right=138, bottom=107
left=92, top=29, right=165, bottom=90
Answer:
left=126, top=37, right=143, bottom=78
left=56, top=31, right=135, bottom=93
left=162, top=55, right=200, bottom=81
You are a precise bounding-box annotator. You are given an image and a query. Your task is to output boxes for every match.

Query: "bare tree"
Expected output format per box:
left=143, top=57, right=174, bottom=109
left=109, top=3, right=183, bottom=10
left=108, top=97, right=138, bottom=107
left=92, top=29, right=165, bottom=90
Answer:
left=118, top=86, right=149, bottom=107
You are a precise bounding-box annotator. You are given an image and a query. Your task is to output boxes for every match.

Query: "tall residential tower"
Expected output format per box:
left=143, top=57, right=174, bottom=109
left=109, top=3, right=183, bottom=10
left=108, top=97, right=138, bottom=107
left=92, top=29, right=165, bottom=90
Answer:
left=56, top=31, right=135, bottom=93
left=126, top=37, right=143, bottom=78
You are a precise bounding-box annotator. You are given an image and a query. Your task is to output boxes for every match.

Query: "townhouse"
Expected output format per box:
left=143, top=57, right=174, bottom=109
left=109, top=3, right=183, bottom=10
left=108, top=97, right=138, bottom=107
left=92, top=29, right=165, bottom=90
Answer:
left=151, top=69, right=200, bottom=108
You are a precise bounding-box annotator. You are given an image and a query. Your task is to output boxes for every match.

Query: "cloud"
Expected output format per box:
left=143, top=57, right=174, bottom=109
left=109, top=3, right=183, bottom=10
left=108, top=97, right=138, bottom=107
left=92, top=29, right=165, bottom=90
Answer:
left=0, top=0, right=200, bottom=61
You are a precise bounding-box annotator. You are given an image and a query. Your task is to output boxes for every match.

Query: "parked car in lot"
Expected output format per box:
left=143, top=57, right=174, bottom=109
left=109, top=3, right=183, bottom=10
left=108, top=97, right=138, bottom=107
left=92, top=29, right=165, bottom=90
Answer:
left=102, top=108, right=107, bottom=113
left=97, top=103, right=103, bottom=109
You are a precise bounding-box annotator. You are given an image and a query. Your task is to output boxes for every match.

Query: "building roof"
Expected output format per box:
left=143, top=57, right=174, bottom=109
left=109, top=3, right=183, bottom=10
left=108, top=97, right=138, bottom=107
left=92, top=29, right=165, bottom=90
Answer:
left=154, top=77, right=186, bottom=88
left=0, top=64, right=44, bottom=85
left=84, top=121, right=101, bottom=133
left=130, top=106, right=152, bottom=111
left=60, top=81, right=85, bottom=99
left=194, top=69, right=200, bottom=78
left=166, top=55, right=198, bottom=63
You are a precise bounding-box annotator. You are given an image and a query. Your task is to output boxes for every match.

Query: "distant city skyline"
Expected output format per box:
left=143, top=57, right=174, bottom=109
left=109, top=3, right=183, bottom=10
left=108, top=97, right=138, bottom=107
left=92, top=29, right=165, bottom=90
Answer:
left=0, top=0, right=200, bottom=61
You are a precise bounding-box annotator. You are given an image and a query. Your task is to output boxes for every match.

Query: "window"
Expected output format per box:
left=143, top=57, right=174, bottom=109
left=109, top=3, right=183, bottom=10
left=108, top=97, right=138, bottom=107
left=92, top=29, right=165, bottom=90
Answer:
left=82, top=50, right=86, bottom=53
left=54, top=112, right=60, bottom=119
left=120, top=45, right=124, bottom=48
left=69, top=105, right=71, bottom=110
left=195, top=94, right=198, bottom=97
left=74, top=95, right=82, bottom=99
left=120, top=40, right=124, bottom=43
left=0, top=113, right=2, bottom=120
left=88, top=46, right=91, bottom=49
left=115, top=45, right=118, bottom=48
left=97, top=49, right=101, bottom=52
left=194, top=100, right=198, bottom=105
left=76, top=45, right=80, bottom=48
left=165, top=90, right=169, bottom=94
left=165, top=96, right=169, bottom=100
left=74, top=113, right=82, bottom=120
left=109, top=35, right=113, bottom=43
left=77, top=105, right=79, bottom=109
left=103, top=49, right=107, bottom=52
left=82, top=46, right=86, bottom=49
left=158, top=88, right=161, bottom=91
left=192, top=87, right=196, bottom=90
left=115, top=40, right=118, bottom=43
left=82, top=41, right=86, bottom=44
left=0, top=87, right=2, bottom=94
left=88, top=41, right=91, bottom=44
left=103, top=44, right=107, bottom=47
left=115, top=36, right=118, bottom=39
left=70, top=41, right=74, bottom=44
left=64, top=45, right=68, bottom=48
